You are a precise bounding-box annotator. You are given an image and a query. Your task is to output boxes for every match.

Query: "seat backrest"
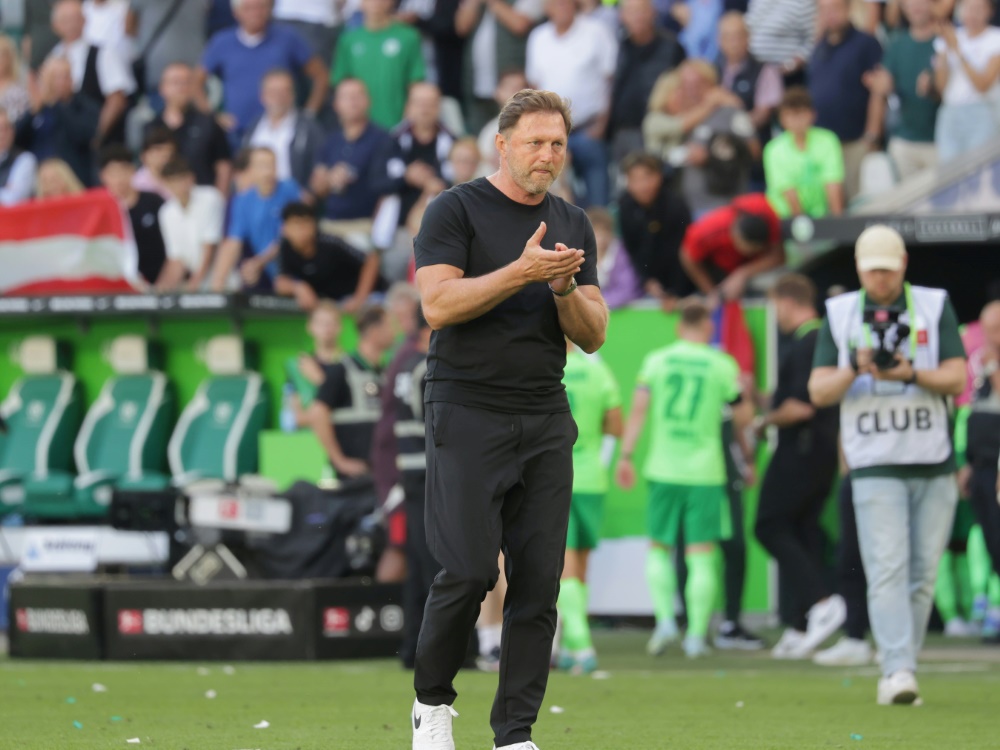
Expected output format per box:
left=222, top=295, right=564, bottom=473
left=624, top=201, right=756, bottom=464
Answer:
left=168, top=374, right=268, bottom=481
left=0, top=374, right=82, bottom=477
left=74, top=373, right=174, bottom=478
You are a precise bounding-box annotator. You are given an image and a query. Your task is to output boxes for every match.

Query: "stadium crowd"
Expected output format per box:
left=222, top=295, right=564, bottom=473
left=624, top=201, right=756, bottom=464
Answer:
left=1, top=0, right=999, bottom=304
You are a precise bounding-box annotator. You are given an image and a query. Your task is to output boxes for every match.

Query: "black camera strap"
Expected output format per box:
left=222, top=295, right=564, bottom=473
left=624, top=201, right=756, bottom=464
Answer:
left=858, top=281, right=918, bottom=360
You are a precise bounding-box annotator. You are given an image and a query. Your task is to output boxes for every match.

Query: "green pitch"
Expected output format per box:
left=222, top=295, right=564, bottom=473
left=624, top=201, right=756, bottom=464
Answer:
left=2, top=631, right=998, bottom=750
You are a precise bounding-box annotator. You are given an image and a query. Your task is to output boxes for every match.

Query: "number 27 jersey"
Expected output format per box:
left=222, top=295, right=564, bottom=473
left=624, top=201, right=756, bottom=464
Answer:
left=637, top=340, right=741, bottom=486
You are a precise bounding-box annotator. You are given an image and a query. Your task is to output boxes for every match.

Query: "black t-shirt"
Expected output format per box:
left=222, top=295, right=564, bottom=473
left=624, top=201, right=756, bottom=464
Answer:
left=773, top=323, right=838, bottom=452
left=278, top=236, right=366, bottom=301
left=619, top=182, right=693, bottom=296
left=146, top=107, right=232, bottom=186
left=967, top=373, right=1000, bottom=469
left=314, top=353, right=383, bottom=462
left=413, top=177, right=599, bottom=413
left=129, top=191, right=167, bottom=284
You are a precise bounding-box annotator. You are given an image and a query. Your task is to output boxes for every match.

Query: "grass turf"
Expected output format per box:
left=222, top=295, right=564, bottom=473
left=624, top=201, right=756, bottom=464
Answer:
left=1, top=631, right=998, bottom=750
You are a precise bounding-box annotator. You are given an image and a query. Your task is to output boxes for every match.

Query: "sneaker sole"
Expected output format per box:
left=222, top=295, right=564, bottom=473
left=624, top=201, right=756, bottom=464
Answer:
left=813, top=655, right=872, bottom=667
left=798, top=609, right=847, bottom=654
left=892, top=690, right=918, bottom=705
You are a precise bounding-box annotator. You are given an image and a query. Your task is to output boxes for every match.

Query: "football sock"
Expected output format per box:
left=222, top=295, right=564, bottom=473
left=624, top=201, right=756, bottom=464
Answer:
left=935, top=551, right=959, bottom=623
left=646, top=545, right=677, bottom=628
left=685, top=551, right=718, bottom=640
left=557, top=578, right=592, bottom=652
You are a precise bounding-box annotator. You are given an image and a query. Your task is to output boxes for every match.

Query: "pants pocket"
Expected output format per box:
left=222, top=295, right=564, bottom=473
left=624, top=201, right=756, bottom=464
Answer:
left=430, top=402, right=453, bottom=447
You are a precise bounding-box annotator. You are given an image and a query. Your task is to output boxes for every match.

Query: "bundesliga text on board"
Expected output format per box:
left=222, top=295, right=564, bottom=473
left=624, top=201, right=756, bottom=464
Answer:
left=15, top=607, right=90, bottom=635
left=117, top=608, right=294, bottom=636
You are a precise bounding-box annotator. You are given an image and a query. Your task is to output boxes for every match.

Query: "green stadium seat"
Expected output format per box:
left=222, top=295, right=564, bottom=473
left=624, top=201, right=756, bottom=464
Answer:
left=0, top=337, right=82, bottom=516
left=168, top=336, right=268, bottom=485
left=66, top=336, right=175, bottom=518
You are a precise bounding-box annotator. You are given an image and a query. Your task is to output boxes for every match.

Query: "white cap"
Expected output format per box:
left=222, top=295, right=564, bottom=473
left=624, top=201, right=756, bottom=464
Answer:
left=855, top=225, right=907, bottom=272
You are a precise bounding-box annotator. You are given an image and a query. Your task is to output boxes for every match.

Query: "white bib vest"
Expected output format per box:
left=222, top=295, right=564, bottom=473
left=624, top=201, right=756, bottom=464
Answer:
left=826, top=286, right=952, bottom=470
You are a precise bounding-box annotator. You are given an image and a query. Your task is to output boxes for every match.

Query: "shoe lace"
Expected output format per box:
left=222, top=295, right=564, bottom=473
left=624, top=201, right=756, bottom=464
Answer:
left=422, top=704, right=458, bottom=741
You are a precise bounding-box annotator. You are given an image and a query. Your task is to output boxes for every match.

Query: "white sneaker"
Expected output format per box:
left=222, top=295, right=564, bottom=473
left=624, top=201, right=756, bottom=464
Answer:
left=813, top=637, right=873, bottom=666
left=877, top=670, right=919, bottom=706
left=412, top=699, right=458, bottom=750
left=494, top=744, right=541, bottom=750
left=944, top=618, right=976, bottom=638
left=682, top=634, right=711, bottom=659
left=794, top=595, right=847, bottom=656
left=771, top=628, right=808, bottom=659
left=647, top=620, right=679, bottom=656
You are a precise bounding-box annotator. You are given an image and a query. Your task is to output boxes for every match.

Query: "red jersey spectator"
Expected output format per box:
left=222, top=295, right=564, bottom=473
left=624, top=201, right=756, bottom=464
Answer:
left=680, top=192, right=784, bottom=302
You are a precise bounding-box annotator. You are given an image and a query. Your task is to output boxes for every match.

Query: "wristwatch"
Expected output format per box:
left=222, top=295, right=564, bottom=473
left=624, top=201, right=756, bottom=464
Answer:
left=550, top=278, right=578, bottom=297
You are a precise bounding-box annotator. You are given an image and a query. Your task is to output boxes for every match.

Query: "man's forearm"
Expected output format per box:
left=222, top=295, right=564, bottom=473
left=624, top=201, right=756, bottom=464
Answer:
left=351, top=253, right=381, bottom=306
left=97, top=93, right=126, bottom=140
left=766, top=397, right=815, bottom=428
left=809, top=366, right=856, bottom=408
left=914, top=358, right=966, bottom=396
left=421, top=263, right=528, bottom=328
left=739, top=244, right=785, bottom=278
left=555, top=285, right=608, bottom=354
left=679, top=253, right=715, bottom=295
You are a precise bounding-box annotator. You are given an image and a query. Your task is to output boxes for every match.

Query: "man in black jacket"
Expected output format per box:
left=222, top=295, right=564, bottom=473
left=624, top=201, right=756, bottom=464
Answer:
left=618, top=152, right=693, bottom=308
left=609, top=0, right=686, bottom=162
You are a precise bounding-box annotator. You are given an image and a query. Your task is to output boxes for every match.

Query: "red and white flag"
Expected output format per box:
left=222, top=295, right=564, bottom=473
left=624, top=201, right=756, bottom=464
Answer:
left=0, top=189, right=139, bottom=296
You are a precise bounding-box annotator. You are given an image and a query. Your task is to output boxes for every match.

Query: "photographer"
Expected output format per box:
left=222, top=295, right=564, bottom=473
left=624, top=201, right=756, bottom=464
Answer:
left=809, top=225, right=966, bottom=706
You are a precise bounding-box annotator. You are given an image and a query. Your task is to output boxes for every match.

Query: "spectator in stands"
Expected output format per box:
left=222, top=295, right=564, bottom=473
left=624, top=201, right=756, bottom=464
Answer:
left=378, top=82, right=453, bottom=277
left=48, top=0, right=135, bottom=146
left=35, top=157, right=85, bottom=199
left=455, top=0, right=545, bottom=134
left=83, top=0, right=130, bottom=58
left=15, top=57, right=100, bottom=186
left=0, top=35, right=31, bottom=124
left=286, top=300, right=344, bottom=429
left=386, top=281, right=422, bottom=338
left=932, top=0, right=1000, bottom=163
left=207, top=0, right=238, bottom=36
left=147, top=63, right=232, bottom=194
left=397, top=0, right=465, bottom=102
left=244, top=69, right=326, bottom=188
left=863, top=0, right=939, bottom=180
left=98, top=144, right=168, bottom=287
left=157, top=156, right=226, bottom=291
left=22, top=0, right=61, bottom=72
left=310, top=303, right=397, bottom=479
left=0, top=108, right=38, bottom=206
left=477, top=69, right=529, bottom=171
left=198, top=0, right=328, bottom=144
left=717, top=11, right=783, bottom=187
left=680, top=192, right=783, bottom=304
left=808, top=0, right=883, bottom=201
left=275, top=202, right=382, bottom=312
left=273, top=0, right=339, bottom=69
left=331, top=0, right=425, bottom=130
left=609, top=0, right=686, bottom=163
left=745, top=0, right=816, bottom=86
left=618, top=152, right=693, bottom=308
left=310, top=79, right=394, bottom=243
left=127, top=0, right=211, bottom=105
left=588, top=205, right=643, bottom=309
left=764, top=87, right=845, bottom=218
left=212, top=146, right=302, bottom=292
left=645, top=61, right=757, bottom=217
left=447, top=136, right=483, bottom=185
left=231, top=146, right=255, bottom=194
left=526, top=0, right=617, bottom=208
left=132, top=127, right=175, bottom=200
left=673, top=0, right=723, bottom=62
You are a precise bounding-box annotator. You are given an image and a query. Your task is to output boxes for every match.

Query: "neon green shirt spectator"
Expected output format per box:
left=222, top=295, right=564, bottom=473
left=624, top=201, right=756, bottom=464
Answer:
left=764, top=127, right=844, bottom=218
left=565, top=351, right=621, bottom=494
left=331, top=23, right=426, bottom=130
left=636, top=340, right=740, bottom=486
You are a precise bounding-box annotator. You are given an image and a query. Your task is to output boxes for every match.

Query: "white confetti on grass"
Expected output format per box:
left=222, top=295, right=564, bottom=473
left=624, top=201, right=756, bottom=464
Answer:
left=253, top=720, right=270, bottom=729
left=205, top=690, right=217, bottom=699
left=591, top=670, right=611, bottom=680
left=92, top=683, right=108, bottom=693
left=196, top=667, right=210, bottom=676
left=736, top=701, right=745, bottom=708
left=223, top=665, right=236, bottom=675
left=126, top=739, right=140, bottom=744
left=549, top=706, right=565, bottom=714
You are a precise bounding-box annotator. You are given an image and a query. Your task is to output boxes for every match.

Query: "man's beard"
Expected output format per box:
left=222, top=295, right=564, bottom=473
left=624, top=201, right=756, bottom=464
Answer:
left=506, top=154, right=559, bottom=195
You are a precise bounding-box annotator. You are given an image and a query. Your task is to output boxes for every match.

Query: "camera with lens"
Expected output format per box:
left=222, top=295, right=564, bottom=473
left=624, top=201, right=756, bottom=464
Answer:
left=853, top=305, right=911, bottom=371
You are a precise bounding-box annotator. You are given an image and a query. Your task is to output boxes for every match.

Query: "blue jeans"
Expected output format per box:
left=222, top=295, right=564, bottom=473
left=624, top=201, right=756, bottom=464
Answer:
left=936, top=101, right=998, bottom=164
left=568, top=130, right=610, bottom=207
left=852, top=474, right=958, bottom=677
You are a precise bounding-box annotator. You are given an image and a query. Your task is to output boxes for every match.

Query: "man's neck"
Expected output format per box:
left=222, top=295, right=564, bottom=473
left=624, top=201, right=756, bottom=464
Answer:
left=554, top=18, right=574, bottom=35
left=866, top=285, right=905, bottom=306
left=163, top=103, right=187, bottom=125
left=257, top=181, right=277, bottom=197
left=909, top=22, right=935, bottom=41
left=267, top=110, right=292, bottom=126
left=825, top=26, right=849, bottom=45
left=315, top=343, right=339, bottom=363
left=786, top=309, right=817, bottom=334
left=411, top=122, right=438, bottom=143
left=121, top=189, right=139, bottom=209
left=724, top=53, right=748, bottom=68
left=678, top=331, right=709, bottom=345
left=357, top=340, right=382, bottom=366
left=62, top=33, right=83, bottom=46
left=342, top=120, right=367, bottom=141
left=177, top=191, right=192, bottom=208
left=630, top=29, right=655, bottom=47
left=792, top=131, right=808, bottom=149
left=297, top=239, right=317, bottom=258
left=365, top=15, right=392, bottom=31
left=487, top=170, right=546, bottom=206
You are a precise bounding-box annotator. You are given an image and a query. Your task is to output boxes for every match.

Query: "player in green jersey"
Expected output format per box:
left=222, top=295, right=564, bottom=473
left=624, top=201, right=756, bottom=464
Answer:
left=556, top=341, right=623, bottom=674
left=617, top=299, right=752, bottom=658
